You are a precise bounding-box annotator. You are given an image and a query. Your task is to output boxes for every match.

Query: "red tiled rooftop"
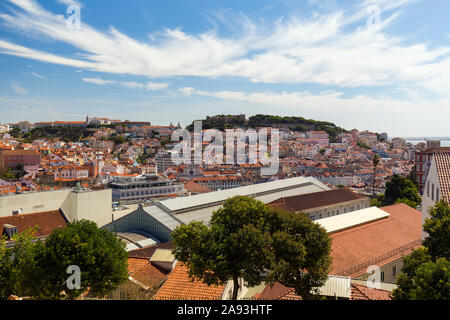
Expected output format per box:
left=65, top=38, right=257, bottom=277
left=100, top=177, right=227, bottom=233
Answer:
left=434, top=153, right=450, bottom=202
left=330, top=203, right=422, bottom=277
left=350, top=283, right=392, bottom=300
left=154, top=263, right=225, bottom=300
left=0, top=210, right=68, bottom=239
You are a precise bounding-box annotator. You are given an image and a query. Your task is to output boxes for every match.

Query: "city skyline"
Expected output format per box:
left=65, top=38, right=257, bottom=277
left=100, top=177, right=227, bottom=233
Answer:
left=1, top=0, right=450, bottom=136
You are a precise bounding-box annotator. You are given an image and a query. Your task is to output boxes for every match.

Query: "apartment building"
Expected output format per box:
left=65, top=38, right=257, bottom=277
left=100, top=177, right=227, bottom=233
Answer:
left=109, top=174, right=184, bottom=203
left=0, top=149, right=41, bottom=173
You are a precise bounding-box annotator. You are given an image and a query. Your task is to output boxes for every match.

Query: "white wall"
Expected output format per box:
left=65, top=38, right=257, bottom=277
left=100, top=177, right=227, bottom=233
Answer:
left=0, top=189, right=71, bottom=217
left=61, top=189, right=113, bottom=227
left=0, top=188, right=113, bottom=228
left=421, top=156, right=439, bottom=240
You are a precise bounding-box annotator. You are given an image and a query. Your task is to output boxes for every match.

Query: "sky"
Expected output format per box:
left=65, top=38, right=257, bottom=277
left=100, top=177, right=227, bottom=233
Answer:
left=0, top=0, right=449, bottom=137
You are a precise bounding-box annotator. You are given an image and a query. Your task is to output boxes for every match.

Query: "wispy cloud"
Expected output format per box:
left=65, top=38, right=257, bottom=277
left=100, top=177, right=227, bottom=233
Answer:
left=82, top=77, right=169, bottom=91
left=11, top=81, right=28, bottom=95
left=0, top=0, right=448, bottom=95
left=56, top=0, right=83, bottom=8
left=30, top=71, right=45, bottom=79
left=82, top=77, right=115, bottom=85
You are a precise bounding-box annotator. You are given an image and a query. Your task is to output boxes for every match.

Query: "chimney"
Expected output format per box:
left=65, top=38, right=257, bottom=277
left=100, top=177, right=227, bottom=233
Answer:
left=3, top=224, right=18, bottom=240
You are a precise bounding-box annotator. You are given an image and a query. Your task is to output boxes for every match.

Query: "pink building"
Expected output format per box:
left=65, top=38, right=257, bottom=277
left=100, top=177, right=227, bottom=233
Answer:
left=0, top=149, right=41, bottom=173
left=307, top=131, right=330, bottom=146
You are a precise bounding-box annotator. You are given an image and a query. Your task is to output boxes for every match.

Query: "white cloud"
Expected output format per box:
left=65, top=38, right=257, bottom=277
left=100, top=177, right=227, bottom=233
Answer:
left=1, top=0, right=448, bottom=96
left=82, top=77, right=115, bottom=85
left=178, top=86, right=450, bottom=136
left=30, top=71, right=45, bottom=79
left=56, top=0, right=83, bottom=8
left=11, top=81, right=28, bottom=95
left=82, top=77, right=169, bottom=91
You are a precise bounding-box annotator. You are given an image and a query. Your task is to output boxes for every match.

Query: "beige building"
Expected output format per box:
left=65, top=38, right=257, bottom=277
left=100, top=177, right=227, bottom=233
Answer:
left=0, top=188, right=113, bottom=227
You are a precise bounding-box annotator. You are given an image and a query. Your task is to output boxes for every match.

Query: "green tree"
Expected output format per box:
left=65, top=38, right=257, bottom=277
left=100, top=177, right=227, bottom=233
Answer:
left=407, top=166, right=419, bottom=188
left=383, top=175, right=421, bottom=207
left=266, top=210, right=332, bottom=300
left=172, top=196, right=332, bottom=300
left=393, top=201, right=450, bottom=300
left=395, top=198, right=420, bottom=209
left=172, top=196, right=273, bottom=300
left=393, top=248, right=449, bottom=300
left=370, top=194, right=385, bottom=207
left=0, top=236, right=13, bottom=299
left=37, top=220, right=128, bottom=299
left=423, top=200, right=450, bottom=260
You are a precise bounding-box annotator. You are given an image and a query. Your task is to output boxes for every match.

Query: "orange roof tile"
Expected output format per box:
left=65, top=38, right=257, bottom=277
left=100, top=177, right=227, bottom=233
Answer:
left=434, top=153, right=450, bottom=202
left=0, top=210, right=68, bottom=239
left=154, top=263, right=225, bottom=300
left=330, top=203, right=422, bottom=277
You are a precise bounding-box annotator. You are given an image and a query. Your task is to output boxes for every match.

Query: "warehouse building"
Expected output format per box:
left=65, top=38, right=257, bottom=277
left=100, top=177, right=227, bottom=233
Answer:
left=102, top=176, right=330, bottom=242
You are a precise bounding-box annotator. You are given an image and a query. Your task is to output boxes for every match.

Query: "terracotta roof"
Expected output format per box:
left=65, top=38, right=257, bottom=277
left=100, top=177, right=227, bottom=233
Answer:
left=268, top=188, right=368, bottom=213
left=0, top=210, right=68, bottom=239
left=127, top=257, right=169, bottom=289
left=154, top=263, right=226, bottom=300
left=258, top=282, right=300, bottom=300
left=434, top=153, right=450, bottom=202
left=256, top=282, right=391, bottom=300
left=350, top=283, right=392, bottom=300
left=183, top=180, right=212, bottom=194
left=330, top=203, right=422, bottom=277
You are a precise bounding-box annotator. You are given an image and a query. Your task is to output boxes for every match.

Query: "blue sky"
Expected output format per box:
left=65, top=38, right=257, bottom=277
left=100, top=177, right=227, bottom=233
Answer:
left=0, top=0, right=449, bottom=136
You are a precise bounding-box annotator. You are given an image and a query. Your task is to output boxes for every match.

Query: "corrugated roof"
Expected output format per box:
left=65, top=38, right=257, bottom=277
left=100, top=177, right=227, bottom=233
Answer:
left=158, top=177, right=330, bottom=213
left=317, top=276, right=351, bottom=299
left=143, top=205, right=182, bottom=231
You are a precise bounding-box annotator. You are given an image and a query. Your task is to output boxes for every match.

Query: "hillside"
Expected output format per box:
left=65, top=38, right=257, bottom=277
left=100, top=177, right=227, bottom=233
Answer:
left=187, top=114, right=348, bottom=142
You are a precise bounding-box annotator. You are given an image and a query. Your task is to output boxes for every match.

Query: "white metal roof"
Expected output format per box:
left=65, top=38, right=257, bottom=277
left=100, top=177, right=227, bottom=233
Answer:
left=175, top=180, right=331, bottom=225
left=158, top=177, right=330, bottom=213
left=317, top=275, right=352, bottom=298
left=143, top=205, right=183, bottom=231
left=316, top=206, right=390, bottom=234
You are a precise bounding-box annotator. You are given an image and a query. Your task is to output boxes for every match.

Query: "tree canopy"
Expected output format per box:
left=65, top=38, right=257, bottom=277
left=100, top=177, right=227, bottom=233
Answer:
left=0, top=220, right=128, bottom=300
left=384, top=175, right=421, bottom=207
left=172, top=196, right=331, bottom=300
left=393, top=201, right=450, bottom=300
left=371, top=175, right=421, bottom=208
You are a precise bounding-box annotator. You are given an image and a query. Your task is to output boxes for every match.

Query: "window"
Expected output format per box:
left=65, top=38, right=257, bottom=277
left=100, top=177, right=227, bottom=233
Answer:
left=432, top=183, right=435, bottom=201
left=381, top=271, right=385, bottom=282
left=427, top=181, right=430, bottom=197
left=393, top=266, right=397, bottom=278
left=437, top=189, right=440, bottom=202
